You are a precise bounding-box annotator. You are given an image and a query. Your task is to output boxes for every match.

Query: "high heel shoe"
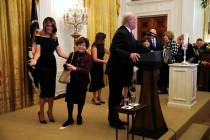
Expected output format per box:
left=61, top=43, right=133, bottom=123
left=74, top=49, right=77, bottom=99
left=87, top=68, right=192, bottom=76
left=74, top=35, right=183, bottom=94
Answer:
left=47, top=111, right=55, bottom=122
left=92, top=98, right=101, bottom=105
left=38, top=112, right=47, bottom=124
left=97, top=98, right=105, bottom=104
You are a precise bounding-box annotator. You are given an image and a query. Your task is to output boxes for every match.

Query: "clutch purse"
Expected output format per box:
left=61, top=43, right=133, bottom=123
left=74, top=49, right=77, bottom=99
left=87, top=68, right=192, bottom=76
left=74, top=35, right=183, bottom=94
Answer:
left=59, top=69, right=71, bottom=84
left=59, top=52, right=74, bottom=84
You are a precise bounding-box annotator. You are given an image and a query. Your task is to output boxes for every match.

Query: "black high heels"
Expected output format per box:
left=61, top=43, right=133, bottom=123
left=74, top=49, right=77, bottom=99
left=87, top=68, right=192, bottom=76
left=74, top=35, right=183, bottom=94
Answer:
left=38, top=112, right=47, bottom=124
left=97, top=98, right=105, bottom=104
left=47, top=111, right=55, bottom=122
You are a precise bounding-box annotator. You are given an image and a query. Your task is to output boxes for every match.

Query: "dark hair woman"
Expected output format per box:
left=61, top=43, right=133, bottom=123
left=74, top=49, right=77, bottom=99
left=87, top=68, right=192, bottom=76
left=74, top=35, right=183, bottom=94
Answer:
left=60, top=37, right=93, bottom=129
left=89, top=32, right=110, bottom=105
left=28, top=17, right=68, bottom=124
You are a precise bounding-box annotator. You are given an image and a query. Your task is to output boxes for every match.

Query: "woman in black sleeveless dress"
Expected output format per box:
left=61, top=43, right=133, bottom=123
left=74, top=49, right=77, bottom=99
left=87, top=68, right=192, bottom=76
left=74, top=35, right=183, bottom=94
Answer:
left=89, top=32, right=109, bottom=105
left=29, top=17, right=68, bottom=124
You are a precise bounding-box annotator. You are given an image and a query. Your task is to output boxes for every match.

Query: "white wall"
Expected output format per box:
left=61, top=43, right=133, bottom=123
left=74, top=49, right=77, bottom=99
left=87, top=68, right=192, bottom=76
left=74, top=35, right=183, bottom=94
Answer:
left=119, top=0, right=204, bottom=43
left=38, top=0, right=86, bottom=96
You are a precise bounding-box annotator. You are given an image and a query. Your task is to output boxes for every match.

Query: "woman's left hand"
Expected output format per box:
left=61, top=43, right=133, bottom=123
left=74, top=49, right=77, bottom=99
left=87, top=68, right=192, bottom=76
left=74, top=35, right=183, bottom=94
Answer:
left=66, top=64, right=77, bottom=71
left=28, top=58, right=37, bottom=66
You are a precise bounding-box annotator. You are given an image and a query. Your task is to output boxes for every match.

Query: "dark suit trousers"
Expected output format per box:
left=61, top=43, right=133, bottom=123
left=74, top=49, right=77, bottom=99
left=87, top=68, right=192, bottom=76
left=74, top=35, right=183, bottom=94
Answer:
left=108, top=74, right=123, bottom=123
left=158, top=63, right=169, bottom=90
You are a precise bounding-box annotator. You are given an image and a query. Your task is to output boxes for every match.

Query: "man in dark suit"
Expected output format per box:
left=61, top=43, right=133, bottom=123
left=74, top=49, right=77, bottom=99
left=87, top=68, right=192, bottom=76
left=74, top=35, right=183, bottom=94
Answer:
left=105, top=13, right=141, bottom=129
left=149, top=29, right=162, bottom=51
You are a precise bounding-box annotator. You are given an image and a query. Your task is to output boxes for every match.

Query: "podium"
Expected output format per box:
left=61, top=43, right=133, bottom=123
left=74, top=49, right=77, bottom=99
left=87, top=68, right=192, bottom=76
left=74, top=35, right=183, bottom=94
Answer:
left=168, top=63, right=198, bottom=108
left=130, top=51, right=168, bottom=139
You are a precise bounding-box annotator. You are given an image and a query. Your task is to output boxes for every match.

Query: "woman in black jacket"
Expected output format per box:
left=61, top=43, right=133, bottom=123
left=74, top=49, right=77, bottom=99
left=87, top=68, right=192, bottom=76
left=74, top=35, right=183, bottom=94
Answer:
left=60, top=37, right=92, bottom=129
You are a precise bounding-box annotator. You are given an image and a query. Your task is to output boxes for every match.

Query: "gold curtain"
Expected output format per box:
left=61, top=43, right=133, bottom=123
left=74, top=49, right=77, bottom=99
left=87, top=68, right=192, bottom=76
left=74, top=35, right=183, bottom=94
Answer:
left=0, top=0, right=32, bottom=113
left=84, top=0, right=120, bottom=49
left=203, top=0, right=210, bottom=41
left=84, top=0, right=120, bottom=85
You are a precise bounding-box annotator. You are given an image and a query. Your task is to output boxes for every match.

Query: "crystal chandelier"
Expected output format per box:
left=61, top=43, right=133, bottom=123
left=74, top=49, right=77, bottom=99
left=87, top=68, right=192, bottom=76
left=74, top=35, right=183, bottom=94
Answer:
left=63, top=5, right=88, bottom=40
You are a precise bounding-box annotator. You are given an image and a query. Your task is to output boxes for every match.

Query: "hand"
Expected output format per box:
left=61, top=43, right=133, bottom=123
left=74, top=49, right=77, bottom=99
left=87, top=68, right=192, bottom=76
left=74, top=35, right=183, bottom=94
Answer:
left=66, top=64, right=77, bottom=71
left=201, top=61, right=208, bottom=65
left=103, top=59, right=108, bottom=64
left=28, top=58, right=37, bottom=66
left=130, top=53, right=140, bottom=63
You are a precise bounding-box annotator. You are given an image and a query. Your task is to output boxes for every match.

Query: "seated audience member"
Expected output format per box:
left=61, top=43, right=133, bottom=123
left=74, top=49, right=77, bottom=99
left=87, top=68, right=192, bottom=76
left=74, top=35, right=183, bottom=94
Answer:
left=60, top=37, right=92, bottom=129
left=187, top=38, right=208, bottom=63
left=158, top=31, right=178, bottom=93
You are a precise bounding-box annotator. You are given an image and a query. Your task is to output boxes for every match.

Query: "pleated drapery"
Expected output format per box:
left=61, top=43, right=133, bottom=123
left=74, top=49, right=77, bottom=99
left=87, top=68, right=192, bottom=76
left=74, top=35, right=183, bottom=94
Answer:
left=0, top=0, right=32, bottom=113
left=84, top=0, right=120, bottom=50
left=84, top=0, right=120, bottom=85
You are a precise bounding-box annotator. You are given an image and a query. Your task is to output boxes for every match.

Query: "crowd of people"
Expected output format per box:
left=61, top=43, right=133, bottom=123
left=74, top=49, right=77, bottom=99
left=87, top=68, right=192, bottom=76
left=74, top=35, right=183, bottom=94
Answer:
left=26, top=13, right=209, bottom=130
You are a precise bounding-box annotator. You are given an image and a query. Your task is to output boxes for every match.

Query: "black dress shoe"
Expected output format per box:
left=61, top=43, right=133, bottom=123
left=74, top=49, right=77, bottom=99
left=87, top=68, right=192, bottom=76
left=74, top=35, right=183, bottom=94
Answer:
left=77, top=116, right=83, bottom=125
left=109, top=123, right=125, bottom=129
left=60, top=119, right=74, bottom=129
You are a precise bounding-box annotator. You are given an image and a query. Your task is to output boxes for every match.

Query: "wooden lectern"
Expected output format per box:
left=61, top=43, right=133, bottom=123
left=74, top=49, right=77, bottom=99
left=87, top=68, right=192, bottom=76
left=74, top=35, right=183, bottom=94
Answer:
left=130, top=51, right=168, bottom=139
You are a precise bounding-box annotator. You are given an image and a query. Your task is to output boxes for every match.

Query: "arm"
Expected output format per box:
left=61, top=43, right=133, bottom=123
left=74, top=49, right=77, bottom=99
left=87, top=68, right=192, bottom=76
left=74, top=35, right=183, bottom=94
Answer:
left=63, top=52, right=74, bottom=70
left=56, top=46, right=68, bottom=59
left=28, top=45, right=41, bottom=66
left=65, top=53, right=93, bottom=74
left=92, top=46, right=106, bottom=63
left=111, top=31, right=140, bottom=63
left=70, top=54, right=92, bottom=74
left=77, top=54, right=92, bottom=74
left=104, top=47, right=110, bottom=54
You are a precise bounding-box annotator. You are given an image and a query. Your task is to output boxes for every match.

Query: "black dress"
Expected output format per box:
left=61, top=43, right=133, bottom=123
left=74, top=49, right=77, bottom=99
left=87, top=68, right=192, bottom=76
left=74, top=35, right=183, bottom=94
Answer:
left=65, top=52, right=92, bottom=105
left=35, top=36, right=58, bottom=98
left=89, top=45, right=105, bottom=92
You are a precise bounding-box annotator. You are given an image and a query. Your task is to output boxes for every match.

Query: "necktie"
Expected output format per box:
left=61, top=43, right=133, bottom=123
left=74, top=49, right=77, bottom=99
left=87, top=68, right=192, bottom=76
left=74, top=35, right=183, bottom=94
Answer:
left=152, top=38, right=156, bottom=48
left=130, top=32, right=134, bottom=39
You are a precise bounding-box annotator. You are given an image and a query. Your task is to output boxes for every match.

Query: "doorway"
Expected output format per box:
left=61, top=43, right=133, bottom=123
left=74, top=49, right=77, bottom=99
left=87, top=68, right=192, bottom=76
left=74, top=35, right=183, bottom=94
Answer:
left=137, top=15, right=167, bottom=42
